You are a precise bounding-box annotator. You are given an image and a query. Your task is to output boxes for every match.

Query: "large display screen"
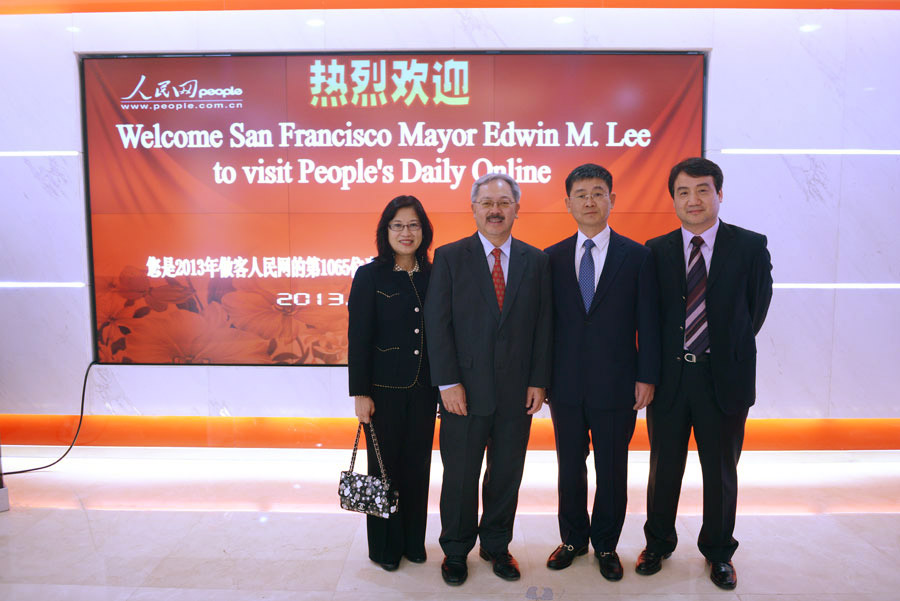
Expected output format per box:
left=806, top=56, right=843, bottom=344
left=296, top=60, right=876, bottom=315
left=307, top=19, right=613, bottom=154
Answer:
left=84, top=53, right=704, bottom=365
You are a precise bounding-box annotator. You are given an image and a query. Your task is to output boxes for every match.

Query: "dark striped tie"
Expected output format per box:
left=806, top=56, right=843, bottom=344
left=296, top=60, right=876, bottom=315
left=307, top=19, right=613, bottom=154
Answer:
left=685, top=236, right=709, bottom=355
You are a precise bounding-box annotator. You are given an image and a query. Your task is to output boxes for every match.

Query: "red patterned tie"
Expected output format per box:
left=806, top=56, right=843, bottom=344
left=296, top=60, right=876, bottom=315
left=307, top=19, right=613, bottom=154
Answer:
left=491, top=247, right=505, bottom=311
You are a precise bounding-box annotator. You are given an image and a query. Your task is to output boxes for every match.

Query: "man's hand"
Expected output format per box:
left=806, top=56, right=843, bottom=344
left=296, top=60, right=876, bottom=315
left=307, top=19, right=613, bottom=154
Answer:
left=633, top=382, right=655, bottom=410
left=526, top=386, right=545, bottom=415
left=440, top=384, right=468, bottom=416
left=354, top=396, right=375, bottom=423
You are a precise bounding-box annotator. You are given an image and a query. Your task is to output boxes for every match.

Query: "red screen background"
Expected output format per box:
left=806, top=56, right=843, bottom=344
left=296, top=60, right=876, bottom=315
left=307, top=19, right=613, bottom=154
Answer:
left=84, top=53, right=704, bottom=365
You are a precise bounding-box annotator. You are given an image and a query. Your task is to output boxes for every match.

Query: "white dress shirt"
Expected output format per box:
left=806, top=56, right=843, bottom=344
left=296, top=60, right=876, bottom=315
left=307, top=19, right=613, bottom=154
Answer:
left=681, top=220, right=717, bottom=354
left=574, top=226, right=611, bottom=291
left=681, top=220, right=718, bottom=275
left=477, top=231, right=511, bottom=284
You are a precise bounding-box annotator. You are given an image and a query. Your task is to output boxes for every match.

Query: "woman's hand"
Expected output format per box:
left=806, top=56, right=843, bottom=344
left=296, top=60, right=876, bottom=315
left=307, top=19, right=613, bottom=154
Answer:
left=354, top=396, right=375, bottom=423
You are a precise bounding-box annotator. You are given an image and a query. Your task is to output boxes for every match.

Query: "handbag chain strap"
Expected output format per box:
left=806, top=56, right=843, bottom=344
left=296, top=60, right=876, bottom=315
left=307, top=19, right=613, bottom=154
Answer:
left=348, top=422, right=391, bottom=490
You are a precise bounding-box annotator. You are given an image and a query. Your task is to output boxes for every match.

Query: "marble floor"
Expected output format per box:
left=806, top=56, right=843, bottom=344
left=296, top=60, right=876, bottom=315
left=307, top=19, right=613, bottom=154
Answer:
left=0, top=446, right=898, bottom=601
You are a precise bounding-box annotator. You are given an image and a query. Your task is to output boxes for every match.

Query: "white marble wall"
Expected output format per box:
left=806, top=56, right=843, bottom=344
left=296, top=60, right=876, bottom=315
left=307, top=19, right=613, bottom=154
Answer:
left=0, top=8, right=898, bottom=420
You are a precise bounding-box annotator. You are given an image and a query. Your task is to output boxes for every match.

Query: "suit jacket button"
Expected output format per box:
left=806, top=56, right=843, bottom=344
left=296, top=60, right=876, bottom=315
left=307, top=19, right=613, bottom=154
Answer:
left=679, top=326, right=684, bottom=331
left=676, top=355, right=681, bottom=361
left=414, top=328, right=420, bottom=334
left=414, top=307, right=420, bottom=312
left=414, top=350, right=420, bottom=355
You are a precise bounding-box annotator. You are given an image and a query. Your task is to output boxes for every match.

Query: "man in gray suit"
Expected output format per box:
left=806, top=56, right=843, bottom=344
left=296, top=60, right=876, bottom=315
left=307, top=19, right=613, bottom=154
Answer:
left=425, top=172, right=552, bottom=586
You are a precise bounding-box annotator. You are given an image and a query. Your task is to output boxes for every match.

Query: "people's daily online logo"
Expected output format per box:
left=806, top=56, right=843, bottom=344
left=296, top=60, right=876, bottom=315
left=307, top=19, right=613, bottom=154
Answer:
left=120, top=75, right=244, bottom=111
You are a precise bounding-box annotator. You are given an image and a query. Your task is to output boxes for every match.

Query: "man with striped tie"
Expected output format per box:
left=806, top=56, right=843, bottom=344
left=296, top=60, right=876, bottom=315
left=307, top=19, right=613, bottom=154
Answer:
left=543, top=163, right=660, bottom=581
left=637, top=157, right=773, bottom=590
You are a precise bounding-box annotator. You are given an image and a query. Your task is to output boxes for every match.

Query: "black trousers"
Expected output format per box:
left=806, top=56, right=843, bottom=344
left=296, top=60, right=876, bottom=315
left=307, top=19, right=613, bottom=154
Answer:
left=643, top=361, right=749, bottom=562
left=438, top=410, right=532, bottom=557
left=365, top=383, right=438, bottom=564
left=550, top=402, right=636, bottom=552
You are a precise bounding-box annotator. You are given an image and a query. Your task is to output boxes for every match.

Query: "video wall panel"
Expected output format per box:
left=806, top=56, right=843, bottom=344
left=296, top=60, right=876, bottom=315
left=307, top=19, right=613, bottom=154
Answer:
left=83, top=53, right=704, bottom=365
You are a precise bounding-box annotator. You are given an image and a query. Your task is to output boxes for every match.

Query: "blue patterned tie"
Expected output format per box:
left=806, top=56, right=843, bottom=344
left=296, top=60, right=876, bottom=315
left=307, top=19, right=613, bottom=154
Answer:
left=579, top=239, right=595, bottom=311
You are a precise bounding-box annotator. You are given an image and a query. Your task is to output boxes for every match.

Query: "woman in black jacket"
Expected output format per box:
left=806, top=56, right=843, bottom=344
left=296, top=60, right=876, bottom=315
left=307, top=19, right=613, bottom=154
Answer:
left=348, top=195, right=439, bottom=571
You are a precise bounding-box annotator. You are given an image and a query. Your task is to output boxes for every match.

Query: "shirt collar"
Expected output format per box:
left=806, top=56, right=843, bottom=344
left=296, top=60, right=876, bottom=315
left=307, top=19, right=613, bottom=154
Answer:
left=477, top=231, right=512, bottom=257
left=576, top=226, right=610, bottom=251
left=681, top=219, right=719, bottom=252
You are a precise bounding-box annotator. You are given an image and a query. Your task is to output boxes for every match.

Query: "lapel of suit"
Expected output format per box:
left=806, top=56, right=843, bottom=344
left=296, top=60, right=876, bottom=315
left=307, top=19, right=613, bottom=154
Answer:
left=499, top=237, right=526, bottom=327
left=588, top=229, right=626, bottom=314
left=559, top=234, right=586, bottom=317
left=665, top=229, right=687, bottom=295
left=707, top=220, right=734, bottom=291
left=465, top=232, right=501, bottom=322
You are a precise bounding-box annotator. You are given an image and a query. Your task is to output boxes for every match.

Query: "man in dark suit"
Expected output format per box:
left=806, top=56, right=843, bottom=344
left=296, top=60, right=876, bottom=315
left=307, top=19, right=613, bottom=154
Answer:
left=543, top=163, right=660, bottom=581
left=424, top=172, right=552, bottom=586
left=637, top=157, right=773, bottom=590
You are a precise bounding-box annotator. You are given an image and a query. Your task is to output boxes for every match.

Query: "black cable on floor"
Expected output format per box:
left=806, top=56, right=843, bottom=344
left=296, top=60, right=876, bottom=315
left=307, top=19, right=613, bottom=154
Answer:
left=1, top=361, right=97, bottom=476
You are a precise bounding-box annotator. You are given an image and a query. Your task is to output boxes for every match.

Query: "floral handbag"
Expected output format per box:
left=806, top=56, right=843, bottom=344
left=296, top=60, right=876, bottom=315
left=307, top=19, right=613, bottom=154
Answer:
left=339, top=422, right=399, bottom=519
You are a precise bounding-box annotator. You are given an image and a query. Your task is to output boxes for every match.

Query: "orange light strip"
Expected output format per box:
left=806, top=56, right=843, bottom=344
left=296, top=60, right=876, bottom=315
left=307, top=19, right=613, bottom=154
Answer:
left=2, top=0, right=899, bottom=14
left=1, top=415, right=898, bottom=450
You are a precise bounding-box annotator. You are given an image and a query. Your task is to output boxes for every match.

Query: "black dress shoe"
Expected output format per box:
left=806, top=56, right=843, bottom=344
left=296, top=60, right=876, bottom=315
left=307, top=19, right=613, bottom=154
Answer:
left=479, top=547, right=521, bottom=581
left=635, top=549, right=671, bottom=575
left=708, top=560, right=737, bottom=590
left=441, top=556, right=468, bottom=586
left=547, top=543, right=588, bottom=570
left=404, top=551, right=427, bottom=564
left=372, top=559, right=399, bottom=572
left=596, top=551, right=623, bottom=581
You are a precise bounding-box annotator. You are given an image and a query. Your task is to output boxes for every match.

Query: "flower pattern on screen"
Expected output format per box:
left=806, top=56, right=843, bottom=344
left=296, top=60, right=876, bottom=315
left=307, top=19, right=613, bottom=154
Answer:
left=95, top=266, right=349, bottom=365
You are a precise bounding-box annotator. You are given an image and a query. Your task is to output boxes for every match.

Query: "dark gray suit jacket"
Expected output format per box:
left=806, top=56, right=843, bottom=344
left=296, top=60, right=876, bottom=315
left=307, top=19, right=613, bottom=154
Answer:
left=424, top=233, right=552, bottom=417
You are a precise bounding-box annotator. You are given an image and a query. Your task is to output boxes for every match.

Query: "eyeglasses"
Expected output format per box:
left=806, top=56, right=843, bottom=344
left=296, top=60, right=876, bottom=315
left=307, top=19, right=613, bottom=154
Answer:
left=570, top=192, right=609, bottom=203
left=388, top=222, right=422, bottom=232
left=474, top=200, right=515, bottom=210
